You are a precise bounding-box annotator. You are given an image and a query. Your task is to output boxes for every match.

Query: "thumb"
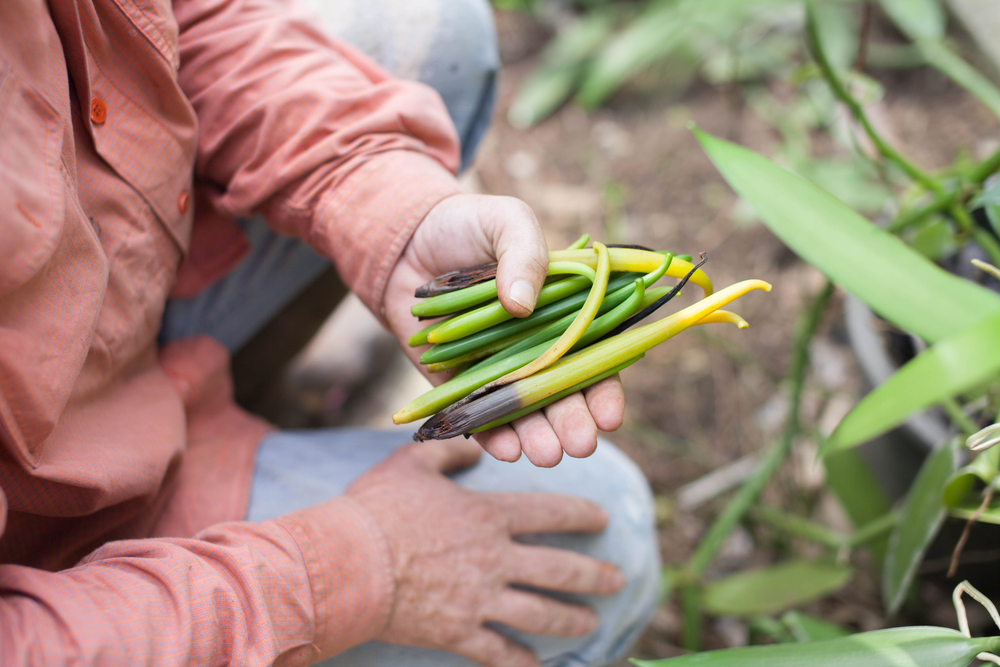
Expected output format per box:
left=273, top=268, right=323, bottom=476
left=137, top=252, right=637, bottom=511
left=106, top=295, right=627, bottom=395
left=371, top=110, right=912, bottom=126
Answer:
left=482, top=197, right=549, bottom=318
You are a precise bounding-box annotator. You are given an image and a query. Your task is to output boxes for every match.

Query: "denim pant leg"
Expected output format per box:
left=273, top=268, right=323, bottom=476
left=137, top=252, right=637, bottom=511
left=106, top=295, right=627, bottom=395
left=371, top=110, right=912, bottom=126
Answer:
left=247, top=431, right=661, bottom=667
left=159, top=0, right=498, bottom=346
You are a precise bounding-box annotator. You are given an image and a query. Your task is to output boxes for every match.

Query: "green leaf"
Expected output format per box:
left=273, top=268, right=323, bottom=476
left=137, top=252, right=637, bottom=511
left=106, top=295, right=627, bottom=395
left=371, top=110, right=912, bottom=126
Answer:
left=883, top=440, right=960, bottom=615
left=813, top=2, right=857, bottom=71
left=918, top=39, right=1000, bottom=121
left=576, top=2, right=690, bottom=109
left=827, top=311, right=1000, bottom=452
left=950, top=498, right=1000, bottom=525
left=507, top=11, right=618, bottom=128
left=876, top=0, right=945, bottom=41
left=911, top=218, right=958, bottom=262
left=631, top=626, right=1000, bottom=667
left=702, top=560, right=852, bottom=617
left=781, top=611, right=852, bottom=642
left=943, top=444, right=1000, bottom=508
left=693, top=129, right=1000, bottom=345
left=508, top=65, right=583, bottom=130
left=823, top=449, right=892, bottom=561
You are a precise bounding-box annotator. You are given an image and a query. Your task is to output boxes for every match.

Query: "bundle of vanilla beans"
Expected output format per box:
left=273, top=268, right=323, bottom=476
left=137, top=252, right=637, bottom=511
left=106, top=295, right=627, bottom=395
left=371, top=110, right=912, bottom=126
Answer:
left=395, top=235, right=770, bottom=440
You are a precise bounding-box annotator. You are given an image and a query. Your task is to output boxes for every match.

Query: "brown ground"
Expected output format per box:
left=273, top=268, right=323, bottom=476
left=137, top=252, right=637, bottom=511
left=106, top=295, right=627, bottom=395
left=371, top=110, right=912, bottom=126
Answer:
left=257, top=6, right=1000, bottom=658
left=476, top=7, right=1000, bottom=657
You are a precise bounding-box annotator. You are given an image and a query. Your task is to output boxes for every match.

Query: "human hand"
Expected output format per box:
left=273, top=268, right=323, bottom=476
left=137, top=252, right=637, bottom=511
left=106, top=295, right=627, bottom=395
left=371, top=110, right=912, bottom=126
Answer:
left=383, top=194, right=625, bottom=466
left=345, top=439, right=625, bottom=667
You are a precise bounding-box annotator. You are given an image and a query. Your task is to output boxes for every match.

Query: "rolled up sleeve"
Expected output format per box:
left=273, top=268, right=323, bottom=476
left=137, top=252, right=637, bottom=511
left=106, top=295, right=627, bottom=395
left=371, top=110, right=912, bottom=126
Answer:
left=174, top=0, right=463, bottom=316
left=0, top=495, right=394, bottom=666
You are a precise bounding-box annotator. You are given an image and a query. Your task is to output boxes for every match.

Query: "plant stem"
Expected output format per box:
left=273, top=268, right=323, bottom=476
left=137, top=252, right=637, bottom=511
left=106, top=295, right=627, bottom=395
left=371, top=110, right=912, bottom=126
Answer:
left=888, top=190, right=958, bottom=232
left=806, top=1, right=939, bottom=192
left=751, top=504, right=847, bottom=549
left=680, top=583, right=703, bottom=651
left=944, top=398, right=979, bottom=437
left=686, top=281, right=834, bottom=578
left=848, top=509, right=900, bottom=547
left=970, top=146, right=1000, bottom=184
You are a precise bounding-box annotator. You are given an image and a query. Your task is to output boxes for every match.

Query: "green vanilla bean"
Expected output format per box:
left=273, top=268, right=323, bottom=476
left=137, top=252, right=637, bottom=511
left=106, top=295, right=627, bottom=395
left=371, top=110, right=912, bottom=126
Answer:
left=567, top=233, right=591, bottom=250
left=465, top=254, right=673, bottom=372
left=394, top=279, right=647, bottom=424
left=419, top=272, right=643, bottom=364
left=416, top=280, right=771, bottom=440
left=493, top=242, right=612, bottom=386
left=408, top=319, right=448, bottom=347
left=411, top=262, right=597, bottom=319
left=427, top=276, right=593, bottom=343
left=470, top=354, right=644, bottom=432
left=466, top=284, right=668, bottom=374
left=548, top=248, right=714, bottom=296
left=424, top=324, right=549, bottom=373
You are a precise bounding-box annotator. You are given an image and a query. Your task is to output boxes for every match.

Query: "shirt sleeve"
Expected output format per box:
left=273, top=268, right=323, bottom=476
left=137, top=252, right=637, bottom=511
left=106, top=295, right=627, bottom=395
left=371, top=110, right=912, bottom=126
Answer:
left=173, top=0, right=463, bottom=318
left=0, top=491, right=395, bottom=667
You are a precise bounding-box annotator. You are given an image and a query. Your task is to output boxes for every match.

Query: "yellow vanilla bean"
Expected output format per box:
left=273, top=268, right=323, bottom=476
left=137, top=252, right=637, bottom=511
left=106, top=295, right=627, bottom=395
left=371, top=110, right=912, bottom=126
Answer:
left=489, top=242, right=611, bottom=387
left=549, top=248, right=713, bottom=296
left=415, top=280, right=769, bottom=440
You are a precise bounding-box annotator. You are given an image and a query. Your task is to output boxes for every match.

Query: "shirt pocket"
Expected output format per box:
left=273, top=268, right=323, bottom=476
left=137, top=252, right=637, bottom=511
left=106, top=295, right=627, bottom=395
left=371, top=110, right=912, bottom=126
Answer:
left=0, top=63, right=66, bottom=298
left=0, top=64, right=108, bottom=467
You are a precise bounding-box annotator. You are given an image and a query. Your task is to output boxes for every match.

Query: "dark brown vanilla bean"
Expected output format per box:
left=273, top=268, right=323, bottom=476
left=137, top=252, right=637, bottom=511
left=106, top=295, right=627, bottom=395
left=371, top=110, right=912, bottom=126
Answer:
left=414, top=384, right=523, bottom=441
left=414, top=262, right=499, bottom=297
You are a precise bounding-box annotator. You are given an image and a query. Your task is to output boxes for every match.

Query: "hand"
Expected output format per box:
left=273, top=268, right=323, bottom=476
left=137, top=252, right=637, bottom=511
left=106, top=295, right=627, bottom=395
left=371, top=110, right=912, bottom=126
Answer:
left=345, top=439, right=625, bottom=667
left=383, top=194, right=625, bottom=467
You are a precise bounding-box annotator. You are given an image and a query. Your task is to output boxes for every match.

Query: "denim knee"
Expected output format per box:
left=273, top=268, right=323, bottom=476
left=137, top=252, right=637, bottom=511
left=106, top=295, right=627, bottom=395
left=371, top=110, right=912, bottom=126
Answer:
left=417, top=0, right=499, bottom=168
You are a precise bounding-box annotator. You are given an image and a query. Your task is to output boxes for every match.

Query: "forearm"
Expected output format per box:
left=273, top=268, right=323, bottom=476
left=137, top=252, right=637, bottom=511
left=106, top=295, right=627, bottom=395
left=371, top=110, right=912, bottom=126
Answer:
left=174, top=0, right=462, bottom=315
left=0, top=497, right=393, bottom=666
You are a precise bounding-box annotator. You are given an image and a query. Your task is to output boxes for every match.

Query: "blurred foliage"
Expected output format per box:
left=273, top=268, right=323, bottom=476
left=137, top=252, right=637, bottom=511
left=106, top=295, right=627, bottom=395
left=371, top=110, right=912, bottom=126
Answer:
left=499, top=0, right=907, bottom=214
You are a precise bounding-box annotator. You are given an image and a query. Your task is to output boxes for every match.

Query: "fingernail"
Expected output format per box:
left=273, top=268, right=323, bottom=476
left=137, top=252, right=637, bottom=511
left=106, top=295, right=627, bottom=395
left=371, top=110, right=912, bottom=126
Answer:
left=510, top=280, right=536, bottom=312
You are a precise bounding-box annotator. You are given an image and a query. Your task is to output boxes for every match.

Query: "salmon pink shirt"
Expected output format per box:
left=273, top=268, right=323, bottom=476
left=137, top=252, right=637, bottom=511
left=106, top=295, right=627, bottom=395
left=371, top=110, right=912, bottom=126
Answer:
left=0, top=0, right=461, bottom=663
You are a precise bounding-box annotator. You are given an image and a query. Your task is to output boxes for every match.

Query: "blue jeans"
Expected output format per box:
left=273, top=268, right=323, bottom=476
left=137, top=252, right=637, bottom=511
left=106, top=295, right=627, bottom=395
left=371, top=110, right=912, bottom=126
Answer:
left=160, top=2, right=661, bottom=664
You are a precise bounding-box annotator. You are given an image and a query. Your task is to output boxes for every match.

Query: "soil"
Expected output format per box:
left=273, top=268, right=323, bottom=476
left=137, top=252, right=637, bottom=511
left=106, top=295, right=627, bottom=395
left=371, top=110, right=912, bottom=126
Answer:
left=479, top=7, right=1000, bottom=657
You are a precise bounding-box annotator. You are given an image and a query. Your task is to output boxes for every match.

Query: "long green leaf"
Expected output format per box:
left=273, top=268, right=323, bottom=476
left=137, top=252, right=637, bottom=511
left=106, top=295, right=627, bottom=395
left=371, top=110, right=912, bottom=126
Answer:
left=693, top=129, right=1000, bottom=344
left=781, top=611, right=852, bottom=642
left=950, top=499, right=1000, bottom=525
left=508, top=11, right=618, bottom=128
left=823, top=449, right=892, bottom=562
left=919, top=39, right=1000, bottom=121
left=883, top=440, right=960, bottom=615
left=576, top=2, right=689, bottom=108
left=702, top=560, right=852, bottom=617
left=877, top=0, right=945, bottom=41
left=827, top=311, right=1000, bottom=452
left=632, top=627, right=1000, bottom=667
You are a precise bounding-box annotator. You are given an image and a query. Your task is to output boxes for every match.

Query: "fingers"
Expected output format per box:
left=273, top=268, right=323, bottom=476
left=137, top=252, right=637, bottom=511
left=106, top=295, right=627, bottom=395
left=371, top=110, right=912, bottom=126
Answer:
left=507, top=544, right=625, bottom=596
left=511, top=412, right=562, bottom=468
left=405, top=438, right=482, bottom=473
left=475, top=425, right=523, bottom=463
left=486, top=589, right=598, bottom=637
left=480, top=197, right=549, bottom=319
left=495, top=492, right=609, bottom=535
left=542, top=392, right=598, bottom=459
left=582, top=374, right=625, bottom=432
left=454, top=628, right=539, bottom=667
left=476, top=391, right=606, bottom=466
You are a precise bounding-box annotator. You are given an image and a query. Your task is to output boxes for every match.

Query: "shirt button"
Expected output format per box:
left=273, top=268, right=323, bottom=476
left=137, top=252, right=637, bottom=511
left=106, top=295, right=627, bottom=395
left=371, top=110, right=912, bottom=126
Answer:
left=178, top=191, right=189, bottom=215
left=90, top=97, right=107, bottom=124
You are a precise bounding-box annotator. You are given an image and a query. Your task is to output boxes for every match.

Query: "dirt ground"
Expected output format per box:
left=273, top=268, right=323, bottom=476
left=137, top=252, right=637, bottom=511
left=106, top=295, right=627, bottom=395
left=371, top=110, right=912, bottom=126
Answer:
left=478, top=8, right=1000, bottom=657
left=269, top=6, right=1000, bottom=658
